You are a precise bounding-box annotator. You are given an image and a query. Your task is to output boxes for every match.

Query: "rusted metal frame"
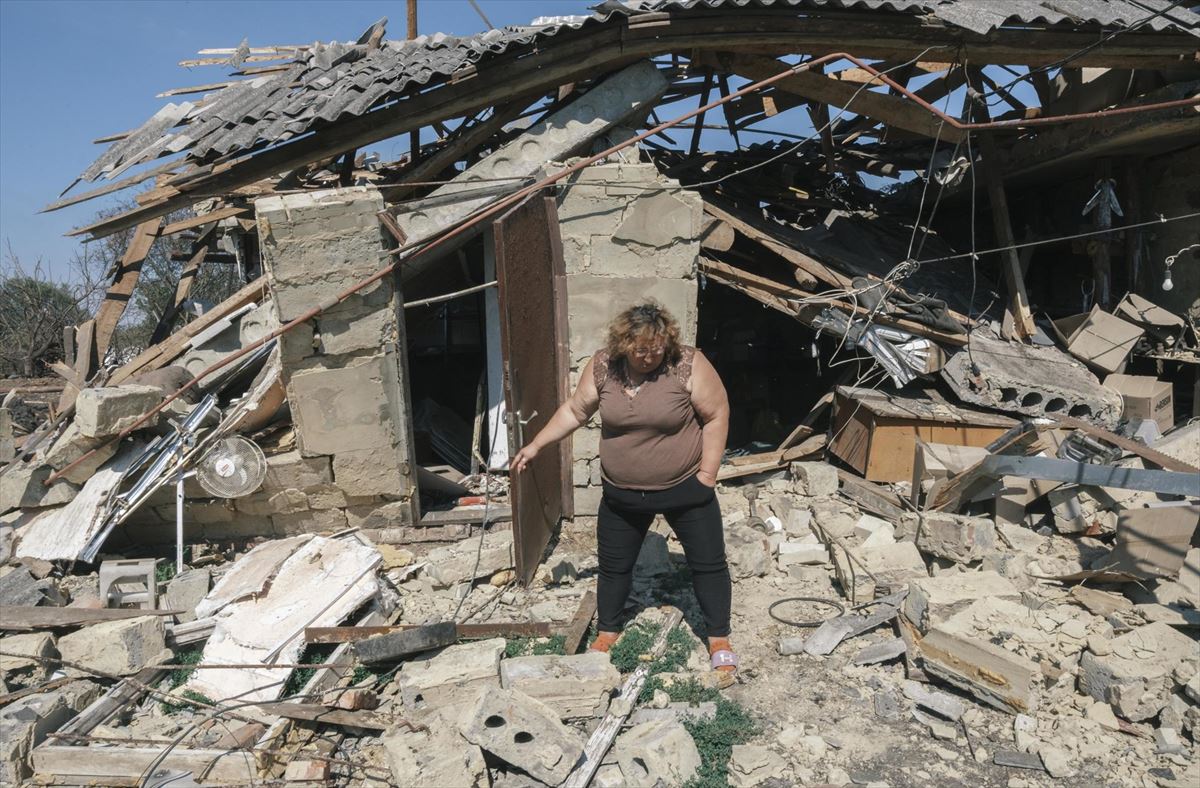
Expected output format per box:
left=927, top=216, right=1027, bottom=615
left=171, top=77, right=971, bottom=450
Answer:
left=47, top=50, right=1169, bottom=483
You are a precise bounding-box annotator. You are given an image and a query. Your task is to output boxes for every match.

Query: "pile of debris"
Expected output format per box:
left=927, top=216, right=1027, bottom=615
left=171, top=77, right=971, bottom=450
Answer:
left=3, top=0, right=1200, bottom=784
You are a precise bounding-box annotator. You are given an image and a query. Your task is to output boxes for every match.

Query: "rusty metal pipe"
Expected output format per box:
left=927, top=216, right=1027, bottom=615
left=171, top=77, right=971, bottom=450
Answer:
left=45, top=52, right=1197, bottom=485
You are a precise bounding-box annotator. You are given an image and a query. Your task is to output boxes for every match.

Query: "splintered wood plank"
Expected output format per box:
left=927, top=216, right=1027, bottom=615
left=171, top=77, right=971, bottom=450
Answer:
left=32, top=745, right=256, bottom=786
left=160, top=206, right=249, bottom=236
left=561, top=590, right=598, bottom=655
left=93, top=218, right=163, bottom=361
left=0, top=606, right=180, bottom=631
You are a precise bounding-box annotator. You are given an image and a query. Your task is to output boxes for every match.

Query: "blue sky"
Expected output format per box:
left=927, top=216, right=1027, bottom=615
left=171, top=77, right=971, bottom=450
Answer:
left=0, top=0, right=595, bottom=278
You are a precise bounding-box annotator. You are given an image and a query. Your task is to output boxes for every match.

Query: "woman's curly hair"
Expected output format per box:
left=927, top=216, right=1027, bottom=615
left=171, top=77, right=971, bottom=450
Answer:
left=605, top=301, right=683, bottom=376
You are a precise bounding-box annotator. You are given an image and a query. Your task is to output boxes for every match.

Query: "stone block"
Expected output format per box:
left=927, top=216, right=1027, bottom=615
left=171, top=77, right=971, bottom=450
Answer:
left=360, top=500, right=417, bottom=529
left=316, top=301, right=395, bottom=357
left=268, top=488, right=308, bottom=514
left=777, top=540, right=828, bottom=566
left=424, top=531, right=514, bottom=588
left=398, top=638, right=505, bottom=713
left=904, top=572, right=1021, bottom=633
left=460, top=686, right=586, bottom=786
left=163, top=568, right=210, bottom=623
left=854, top=514, right=893, bottom=540
left=57, top=615, right=166, bottom=677
left=382, top=717, right=487, bottom=788
left=199, top=516, right=274, bottom=540
left=0, top=632, right=56, bottom=675
left=790, top=461, right=839, bottom=496
left=727, top=524, right=772, bottom=579
left=0, top=566, right=62, bottom=607
left=909, top=512, right=996, bottom=563
left=557, top=182, right=625, bottom=237
left=0, top=680, right=99, bottom=785
left=573, top=485, right=603, bottom=516
left=613, top=718, right=701, bottom=786
left=500, top=652, right=621, bottom=719
left=74, top=385, right=162, bottom=438
left=1077, top=621, right=1197, bottom=721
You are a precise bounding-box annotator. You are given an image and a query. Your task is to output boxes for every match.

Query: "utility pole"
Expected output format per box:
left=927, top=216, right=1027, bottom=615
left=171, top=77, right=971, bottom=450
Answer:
left=408, top=0, right=420, bottom=166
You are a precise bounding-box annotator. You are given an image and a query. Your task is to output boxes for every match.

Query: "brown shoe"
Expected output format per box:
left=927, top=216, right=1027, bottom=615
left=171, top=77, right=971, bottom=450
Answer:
left=589, top=630, right=621, bottom=654
left=708, top=637, right=739, bottom=687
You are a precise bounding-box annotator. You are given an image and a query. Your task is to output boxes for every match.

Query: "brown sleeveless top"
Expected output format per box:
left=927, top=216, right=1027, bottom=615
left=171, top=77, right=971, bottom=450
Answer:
left=593, top=346, right=704, bottom=490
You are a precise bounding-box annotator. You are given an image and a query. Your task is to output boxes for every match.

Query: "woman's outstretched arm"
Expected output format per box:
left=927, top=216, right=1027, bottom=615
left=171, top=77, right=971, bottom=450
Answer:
left=690, top=350, right=730, bottom=487
left=510, top=355, right=601, bottom=473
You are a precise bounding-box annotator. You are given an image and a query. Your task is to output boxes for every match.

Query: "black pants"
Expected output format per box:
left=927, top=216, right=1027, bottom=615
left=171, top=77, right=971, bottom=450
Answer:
left=597, top=474, right=732, bottom=638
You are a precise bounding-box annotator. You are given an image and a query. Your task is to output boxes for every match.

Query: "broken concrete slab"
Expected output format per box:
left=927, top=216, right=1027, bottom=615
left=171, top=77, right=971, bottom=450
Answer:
left=903, top=571, right=1021, bottom=633
left=0, top=680, right=100, bottom=785
left=904, top=512, right=996, bottom=564
left=0, top=567, right=62, bottom=608
left=0, top=460, right=79, bottom=513
left=612, top=717, right=701, bottom=787
left=398, top=637, right=505, bottom=713
left=628, top=701, right=718, bottom=726
left=424, top=530, right=514, bottom=589
left=74, top=384, right=162, bottom=438
left=500, top=651, right=620, bottom=719
left=941, top=328, right=1123, bottom=425
left=1078, top=621, right=1197, bottom=721
left=56, top=615, right=165, bottom=677
left=356, top=621, right=458, bottom=664
left=460, top=686, right=586, bottom=786
left=903, top=679, right=966, bottom=721
left=382, top=716, right=487, bottom=788
left=831, top=540, right=927, bottom=600
left=726, top=524, right=772, bottom=579
left=852, top=638, right=907, bottom=666
left=918, top=626, right=1042, bottom=714
left=40, top=422, right=118, bottom=484
left=777, top=539, right=828, bottom=566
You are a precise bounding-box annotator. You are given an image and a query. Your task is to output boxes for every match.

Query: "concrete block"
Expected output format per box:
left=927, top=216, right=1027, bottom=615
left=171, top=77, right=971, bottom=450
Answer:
left=267, top=488, right=308, bottom=515
left=613, top=190, right=697, bottom=249
left=1077, top=621, right=1197, bottom=721
left=424, top=531, right=514, bottom=588
left=57, top=615, right=166, bottom=677
left=382, top=717, right=487, bottom=788
left=909, top=512, right=996, bottom=563
left=613, top=718, right=701, bottom=786
left=557, top=181, right=625, bottom=237
left=163, top=568, right=210, bottom=623
left=831, top=540, right=926, bottom=600
left=316, top=302, right=394, bottom=357
left=566, top=274, right=697, bottom=360
left=501, top=652, right=620, bottom=719
left=74, top=385, right=162, bottom=438
left=398, top=638, right=505, bottom=713
left=263, top=450, right=333, bottom=492
left=854, top=514, right=892, bottom=540
left=727, top=524, right=772, bottom=579
left=288, top=357, right=396, bottom=456
left=790, top=461, right=839, bottom=496
left=331, top=448, right=410, bottom=499
left=0, top=632, right=56, bottom=675
left=904, top=572, right=1021, bottom=633
left=461, top=686, right=586, bottom=786
left=0, top=566, right=62, bottom=607
left=777, top=540, right=828, bottom=566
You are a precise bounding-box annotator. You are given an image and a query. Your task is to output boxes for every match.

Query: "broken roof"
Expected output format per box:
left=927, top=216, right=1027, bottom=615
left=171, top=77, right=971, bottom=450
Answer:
left=64, top=0, right=1200, bottom=209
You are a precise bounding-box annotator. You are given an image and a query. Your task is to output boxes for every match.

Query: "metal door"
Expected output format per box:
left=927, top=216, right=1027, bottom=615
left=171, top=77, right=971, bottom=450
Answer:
left=493, top=193, right=572, bottom=585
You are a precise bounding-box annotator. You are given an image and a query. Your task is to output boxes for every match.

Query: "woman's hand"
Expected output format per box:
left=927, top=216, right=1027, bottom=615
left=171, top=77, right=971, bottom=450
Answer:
left=696, top=468, right=717, bottom=487
left=510, top=443, right=540, bottom=474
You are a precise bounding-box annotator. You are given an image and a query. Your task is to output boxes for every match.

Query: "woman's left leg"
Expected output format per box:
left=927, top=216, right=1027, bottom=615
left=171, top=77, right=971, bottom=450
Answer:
left=664, top=491, right=731, bottom=638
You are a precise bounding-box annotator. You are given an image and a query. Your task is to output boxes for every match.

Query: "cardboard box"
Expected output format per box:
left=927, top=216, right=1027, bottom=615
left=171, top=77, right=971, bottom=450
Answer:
left=1108, top=502, right=1200, bottom=579
left=1104, top=374, right=1174, bottom=432
left=1115, top=293, right=1184, bottom=331
left=1051, top=306, right=1143, bottom=374
left=830, top=387, right=1016, bottom=483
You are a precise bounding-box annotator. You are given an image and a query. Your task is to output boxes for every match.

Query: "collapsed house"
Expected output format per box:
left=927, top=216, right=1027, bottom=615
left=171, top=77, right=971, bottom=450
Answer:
left=1, top=0, right=1198, bottom=785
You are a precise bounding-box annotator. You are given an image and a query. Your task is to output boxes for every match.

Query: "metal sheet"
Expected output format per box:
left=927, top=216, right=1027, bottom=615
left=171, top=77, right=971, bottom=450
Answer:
left=979, top=454, right=1200, bottom=496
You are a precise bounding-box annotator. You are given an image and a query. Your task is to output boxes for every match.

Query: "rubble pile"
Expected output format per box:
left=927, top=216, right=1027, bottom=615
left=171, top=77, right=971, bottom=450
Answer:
left=3, top=0, right=1199, bottom=784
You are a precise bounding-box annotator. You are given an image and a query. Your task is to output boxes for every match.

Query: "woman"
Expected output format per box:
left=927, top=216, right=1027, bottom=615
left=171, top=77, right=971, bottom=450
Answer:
left=511, top=301, right=737, bottom=678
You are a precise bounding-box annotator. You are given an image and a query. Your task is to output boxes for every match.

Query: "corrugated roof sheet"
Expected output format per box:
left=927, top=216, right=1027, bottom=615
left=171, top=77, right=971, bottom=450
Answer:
left=74, top=0, right=1200, bottom=187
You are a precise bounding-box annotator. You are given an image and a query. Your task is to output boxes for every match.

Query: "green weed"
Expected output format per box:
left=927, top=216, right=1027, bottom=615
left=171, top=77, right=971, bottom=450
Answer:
left=505, top=634, right=567, bottom=658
